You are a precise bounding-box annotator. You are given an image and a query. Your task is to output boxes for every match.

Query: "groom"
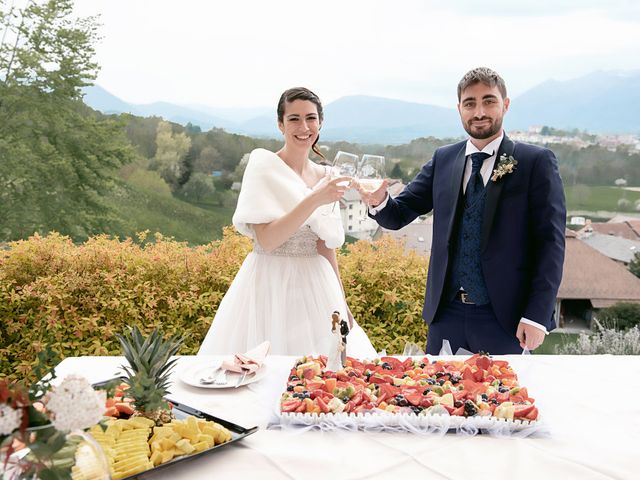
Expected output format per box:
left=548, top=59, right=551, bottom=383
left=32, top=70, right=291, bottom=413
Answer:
left=362, top=67, right=566, bottom=354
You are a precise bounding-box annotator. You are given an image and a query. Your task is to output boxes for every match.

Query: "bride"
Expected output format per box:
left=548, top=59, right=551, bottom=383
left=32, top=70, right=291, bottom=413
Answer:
left=199, top=87, right=377, bottom=358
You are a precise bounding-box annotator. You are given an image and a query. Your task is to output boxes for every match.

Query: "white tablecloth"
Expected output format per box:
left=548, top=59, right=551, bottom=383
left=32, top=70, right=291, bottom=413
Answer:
left=54, top=355, right=640, bottom=480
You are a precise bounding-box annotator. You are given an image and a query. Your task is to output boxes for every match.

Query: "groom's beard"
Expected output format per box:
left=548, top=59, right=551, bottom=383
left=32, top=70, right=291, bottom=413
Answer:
left=463, top=115, right=503, bottom=140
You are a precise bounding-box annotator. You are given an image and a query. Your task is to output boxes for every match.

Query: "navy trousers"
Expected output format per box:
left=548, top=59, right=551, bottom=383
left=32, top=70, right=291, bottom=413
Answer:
left=426, top=297, right=523, bottom=355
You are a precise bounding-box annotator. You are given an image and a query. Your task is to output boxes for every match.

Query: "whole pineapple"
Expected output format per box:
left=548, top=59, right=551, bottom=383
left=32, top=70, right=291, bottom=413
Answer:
left=117, top=326, right=184, bottom=426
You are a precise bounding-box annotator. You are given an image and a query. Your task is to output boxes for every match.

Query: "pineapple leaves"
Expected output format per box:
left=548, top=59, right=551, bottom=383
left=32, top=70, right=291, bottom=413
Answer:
left=116, top=326, right=184, bottom=416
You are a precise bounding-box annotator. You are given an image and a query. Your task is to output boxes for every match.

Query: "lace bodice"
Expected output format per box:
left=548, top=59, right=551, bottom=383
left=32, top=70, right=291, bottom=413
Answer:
left=253, top=226, right=319, bottom=257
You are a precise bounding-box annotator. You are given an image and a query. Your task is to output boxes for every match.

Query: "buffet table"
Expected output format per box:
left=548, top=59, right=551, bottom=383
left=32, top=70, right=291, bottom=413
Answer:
left=54, top=355, right=640, bottom=480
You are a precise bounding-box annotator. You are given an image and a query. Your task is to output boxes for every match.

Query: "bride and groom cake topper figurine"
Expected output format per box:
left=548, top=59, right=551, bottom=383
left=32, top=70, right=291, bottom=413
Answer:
left=327, top=311, right=349, bottom=372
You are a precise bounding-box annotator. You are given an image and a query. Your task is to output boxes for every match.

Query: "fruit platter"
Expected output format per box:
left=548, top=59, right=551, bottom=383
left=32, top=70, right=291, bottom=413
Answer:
left=278, top=354, right=540, bottom=433
left=85, top=327, right=258, bottom=479
left=92, top=381, right=257, bottom=480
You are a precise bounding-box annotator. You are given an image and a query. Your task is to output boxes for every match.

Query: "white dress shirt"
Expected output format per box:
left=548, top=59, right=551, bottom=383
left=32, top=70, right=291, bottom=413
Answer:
left=370, top=132, right=548, bottom=335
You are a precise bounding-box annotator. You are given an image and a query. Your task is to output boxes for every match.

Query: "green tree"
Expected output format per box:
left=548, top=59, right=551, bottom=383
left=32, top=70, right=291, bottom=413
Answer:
left=193, top=146, right=222, bottom=174
left=629, top=251, right=640, bottom=279
left=597, top=302, right=640, bottom=330
left=149, top=121, right=191, bottom=191
left=0, top=0, right=133, bottom=241
left=177, top=172, right=216, bottom=203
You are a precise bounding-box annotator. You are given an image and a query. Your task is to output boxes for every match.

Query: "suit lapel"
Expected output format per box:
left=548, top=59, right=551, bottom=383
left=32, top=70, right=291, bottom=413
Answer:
left=481, top=135, right=516, bottom=252
left=445, top=144, right=467, bottom=242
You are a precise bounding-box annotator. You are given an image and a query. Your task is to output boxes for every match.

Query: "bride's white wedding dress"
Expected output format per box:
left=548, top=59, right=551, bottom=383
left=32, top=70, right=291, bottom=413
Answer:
left=199, top=149, right=376, bottom=358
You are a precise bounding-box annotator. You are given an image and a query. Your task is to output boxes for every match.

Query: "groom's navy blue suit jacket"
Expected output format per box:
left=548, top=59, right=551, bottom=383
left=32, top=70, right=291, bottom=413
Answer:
left=374, top=135, right=566, bottom=335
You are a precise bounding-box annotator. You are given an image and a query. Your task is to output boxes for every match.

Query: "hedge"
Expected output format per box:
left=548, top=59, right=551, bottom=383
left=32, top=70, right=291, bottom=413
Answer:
left=0, top=230, right=428, bottom=381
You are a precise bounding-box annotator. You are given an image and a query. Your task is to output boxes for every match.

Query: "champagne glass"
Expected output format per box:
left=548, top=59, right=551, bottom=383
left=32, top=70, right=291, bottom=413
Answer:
left=327, top=151, right=359, bottom=214
left=358, top=154, right=385, bottom=193
left=331, top=151, right=359, bottom=186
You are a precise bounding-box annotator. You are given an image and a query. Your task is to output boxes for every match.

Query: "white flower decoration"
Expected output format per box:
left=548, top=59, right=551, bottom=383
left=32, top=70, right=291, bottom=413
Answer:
left=46, top=375, right=105, bottom=433
left=0, top=404, right=22, bottom=435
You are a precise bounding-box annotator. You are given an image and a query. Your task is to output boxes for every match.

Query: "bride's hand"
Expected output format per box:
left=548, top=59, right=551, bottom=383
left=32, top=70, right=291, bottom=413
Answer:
left=311, top=176, right=350, bottom=206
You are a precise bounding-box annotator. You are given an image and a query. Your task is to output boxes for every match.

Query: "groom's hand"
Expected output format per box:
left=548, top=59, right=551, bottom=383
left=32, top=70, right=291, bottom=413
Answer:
left=355, top=179, right=389, bottom=207
left=516, top=322, right=546, bottom=351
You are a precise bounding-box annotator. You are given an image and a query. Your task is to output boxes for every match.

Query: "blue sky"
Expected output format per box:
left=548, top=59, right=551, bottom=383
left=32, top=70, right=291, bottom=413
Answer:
left=74, top=0, right=640, bottom=108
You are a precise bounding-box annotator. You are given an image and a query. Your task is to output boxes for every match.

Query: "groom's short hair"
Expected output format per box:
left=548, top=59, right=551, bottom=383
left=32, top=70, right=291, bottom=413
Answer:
left=457, top=67, right=507, bottom=101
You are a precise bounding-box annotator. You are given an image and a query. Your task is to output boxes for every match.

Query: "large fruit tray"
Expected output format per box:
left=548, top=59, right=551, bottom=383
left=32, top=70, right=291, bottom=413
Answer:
left=277, top=355, right=542, bottom=435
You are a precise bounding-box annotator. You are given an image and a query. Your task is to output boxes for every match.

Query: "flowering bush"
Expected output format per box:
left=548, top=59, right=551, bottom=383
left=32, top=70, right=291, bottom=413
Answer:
left=339, top=236, right=428, bottom=354
left=1, top=228, right=252, bottom=382
left=555, top=326, right=640, bottom=355
left=1, top=229, right=429, bottom=382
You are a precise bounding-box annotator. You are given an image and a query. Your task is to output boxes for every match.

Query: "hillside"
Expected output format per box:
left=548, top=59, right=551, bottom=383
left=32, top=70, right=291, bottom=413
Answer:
left=107, top=168, right=234, bottom=244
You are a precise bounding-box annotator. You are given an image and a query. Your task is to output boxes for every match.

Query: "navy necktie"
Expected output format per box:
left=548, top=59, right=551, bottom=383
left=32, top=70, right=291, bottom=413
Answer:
left=466, top=152, right=491, bottom=204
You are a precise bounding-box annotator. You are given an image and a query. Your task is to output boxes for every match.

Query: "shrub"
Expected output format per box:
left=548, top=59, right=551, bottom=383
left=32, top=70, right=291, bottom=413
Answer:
left=0, top=229, right=252, bottom=381
left=617, top=198, right=631, bottom=210
left=0, top=231, right=429, bottom=381
left=555, top=326, right=640, bottom=355
left=339, top=236, right=429, bottom=355
left=596, top=302, right=640, bottom=330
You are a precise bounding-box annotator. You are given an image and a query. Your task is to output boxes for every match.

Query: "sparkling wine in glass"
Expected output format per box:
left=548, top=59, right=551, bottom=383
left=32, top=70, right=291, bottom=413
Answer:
left=358, top=154, right=385, bottom=193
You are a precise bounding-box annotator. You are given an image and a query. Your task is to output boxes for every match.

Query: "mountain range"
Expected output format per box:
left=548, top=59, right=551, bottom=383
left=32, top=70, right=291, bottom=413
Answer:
left=83, top=70, right=640, bottom=144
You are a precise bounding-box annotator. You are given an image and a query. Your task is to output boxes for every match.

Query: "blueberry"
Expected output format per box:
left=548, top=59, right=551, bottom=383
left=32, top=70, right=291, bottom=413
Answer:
left=481, top=394, right=489, bottom=401
left=426, top=378, right=436, bottom=385
left=286, top=385, right=294, bottom=392
left=435, top=372, right=445, bottom=378
left=454, top=400, right=463, bottom=408
left=410, top=406, right=423, bottom=415
left=381, top=362, right=392, bottom=370
left=422, top=389, right=431, bottom=395
left=438, top=380, right=445, bottom=386
left=419, top=363, right=426, bottom=368
left=498, top=387, right=509, bottom=393
left=464, top=400, right=478, bottom=416
left=450, top=375, right=462, bottom=384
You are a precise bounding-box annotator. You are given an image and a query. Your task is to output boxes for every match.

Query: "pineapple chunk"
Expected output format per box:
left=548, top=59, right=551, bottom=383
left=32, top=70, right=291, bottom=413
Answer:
left=175, top=438, right=196, bottom=454
left=150, top=450, right=163, bottom=466
left=159, top=437, right=175, bottom=451
left=160, top=449, right=176, bottom=463
left=191, top=441, right=209, bottom=452
left=196, top=433, right=214, bottom=446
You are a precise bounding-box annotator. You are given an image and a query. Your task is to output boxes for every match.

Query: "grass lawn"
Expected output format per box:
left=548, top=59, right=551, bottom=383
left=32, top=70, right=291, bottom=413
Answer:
left=565, top=185, right=640, bottom=212
left=106, top=175, right=234, bottom=245
left=533, top=332, right=581, bottom=354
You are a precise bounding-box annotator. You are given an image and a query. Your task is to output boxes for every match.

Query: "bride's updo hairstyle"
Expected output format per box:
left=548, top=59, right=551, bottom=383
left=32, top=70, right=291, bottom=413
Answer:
left=277, top=87, right=326, bottom=160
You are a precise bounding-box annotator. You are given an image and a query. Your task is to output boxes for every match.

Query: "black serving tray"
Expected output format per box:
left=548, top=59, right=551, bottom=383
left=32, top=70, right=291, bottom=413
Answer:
left=92, top=378, right=259, bottom=479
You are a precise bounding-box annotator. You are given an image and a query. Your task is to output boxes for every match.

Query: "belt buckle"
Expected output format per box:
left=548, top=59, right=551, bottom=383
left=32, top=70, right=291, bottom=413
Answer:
left=460, top=292, right=475, bottom=305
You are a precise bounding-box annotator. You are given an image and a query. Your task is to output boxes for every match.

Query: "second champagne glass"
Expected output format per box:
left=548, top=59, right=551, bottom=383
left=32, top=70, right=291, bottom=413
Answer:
left=358, top=154, right=385, bottom=193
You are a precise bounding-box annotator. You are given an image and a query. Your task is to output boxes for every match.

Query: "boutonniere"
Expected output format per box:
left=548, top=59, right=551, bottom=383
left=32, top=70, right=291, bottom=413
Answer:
left=491, top=153, right=518, bottom=182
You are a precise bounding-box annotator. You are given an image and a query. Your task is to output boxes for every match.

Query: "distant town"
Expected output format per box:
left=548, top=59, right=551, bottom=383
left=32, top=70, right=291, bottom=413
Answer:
left=509, top=126, right=640, bottom=152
